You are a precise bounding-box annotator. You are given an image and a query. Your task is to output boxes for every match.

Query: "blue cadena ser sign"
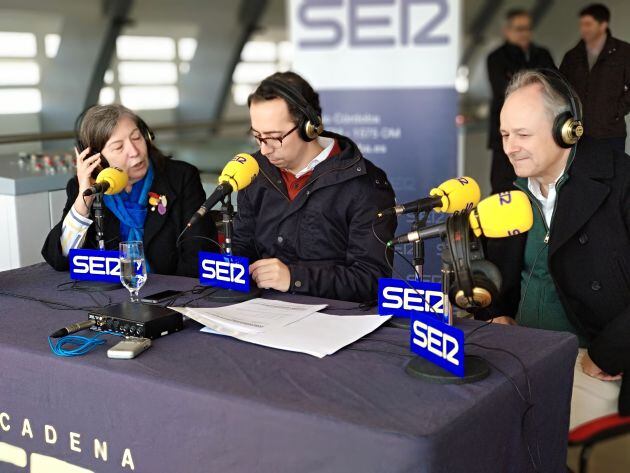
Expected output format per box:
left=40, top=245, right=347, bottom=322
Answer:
left=410, top=310, right=465, bottom=377
left=378, top=278, right=446, bottom=323
left=199, top=252, right=250, bottom=292
left=69, top=249, right=121, bottom=283
left=378, top=277, right=464, bottom=376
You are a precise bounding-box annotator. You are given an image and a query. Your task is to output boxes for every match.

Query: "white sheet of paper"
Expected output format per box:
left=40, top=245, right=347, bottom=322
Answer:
left=199, top=312, right=392, bottom=358
left=170, top=298, right=327, bottom=335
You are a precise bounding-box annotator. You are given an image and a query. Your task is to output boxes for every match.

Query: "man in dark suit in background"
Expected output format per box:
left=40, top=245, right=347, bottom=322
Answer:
left=560, top=3, right=630, bottom=152
left=487, top=8, right=555, bottom=194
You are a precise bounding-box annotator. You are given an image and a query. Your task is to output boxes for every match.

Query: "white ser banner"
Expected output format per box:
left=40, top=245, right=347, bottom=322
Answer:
left=289, top=0, right=461, bottom=89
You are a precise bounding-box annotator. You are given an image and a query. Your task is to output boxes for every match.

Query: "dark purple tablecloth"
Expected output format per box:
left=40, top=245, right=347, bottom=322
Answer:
left=0, top=263, right=577, bottom=473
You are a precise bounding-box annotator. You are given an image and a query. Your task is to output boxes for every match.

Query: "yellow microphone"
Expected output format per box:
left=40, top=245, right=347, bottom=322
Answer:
left=469, top=190, right=534, bottom=238
left=377, top=176, right=480, bottom=218
left=83, top=167, right=128, bottom=196
left=218, top=153, right=259, bottom=191
left=187, top=153, right=259, bottom=227
left=430, top=176, right=481, bottom=213
left=388, top=191, right=533, bottom=245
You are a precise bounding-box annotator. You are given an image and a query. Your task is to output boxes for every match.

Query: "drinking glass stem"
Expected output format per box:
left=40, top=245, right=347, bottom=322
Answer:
left=130, top=289, right=140, bottom=303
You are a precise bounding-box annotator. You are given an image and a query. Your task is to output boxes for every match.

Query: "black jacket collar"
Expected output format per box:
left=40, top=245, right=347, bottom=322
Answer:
left=254, top=131, right=366, bottom=195
left=569, top=137, right=615, bottom=180
left=143, top=158, right=177, bottom=247
left=549, top=138, right=613, bottom=255
left=252, top=132, right=367, bottom=222
left=575, top=32, right=618, bottom=66
left=502, top=41, right=545, bottom=62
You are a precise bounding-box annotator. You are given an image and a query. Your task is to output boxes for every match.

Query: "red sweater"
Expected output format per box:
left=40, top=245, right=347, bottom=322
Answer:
left=280, top=140, right=341, bottom=200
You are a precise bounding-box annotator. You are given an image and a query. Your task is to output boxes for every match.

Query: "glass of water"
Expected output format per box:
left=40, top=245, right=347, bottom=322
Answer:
left=119, top=241, right=147, bottom=303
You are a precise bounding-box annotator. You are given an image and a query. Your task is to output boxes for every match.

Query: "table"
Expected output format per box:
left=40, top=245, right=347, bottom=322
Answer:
left=0, top=263, right=578, bottom=473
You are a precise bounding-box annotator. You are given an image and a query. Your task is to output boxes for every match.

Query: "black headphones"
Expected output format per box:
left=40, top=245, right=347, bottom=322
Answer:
left=74, top=105, right=155, bottom=153
left=538, top=68, right=584, bottom=148
left=443, top=212, right=502, bottom=311
left=261, top=78, right=324, bottom=142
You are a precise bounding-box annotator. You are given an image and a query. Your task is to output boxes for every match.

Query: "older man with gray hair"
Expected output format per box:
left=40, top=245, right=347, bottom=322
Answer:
left=482, top=69, right=630, bottom=429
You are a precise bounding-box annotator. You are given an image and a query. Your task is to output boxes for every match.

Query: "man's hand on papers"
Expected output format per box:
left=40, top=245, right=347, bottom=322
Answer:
left=250, top=258, right=291, bottom=292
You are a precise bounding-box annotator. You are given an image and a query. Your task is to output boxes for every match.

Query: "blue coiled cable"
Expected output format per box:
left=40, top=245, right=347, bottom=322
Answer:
left=48, top=331, right=123, bottom=357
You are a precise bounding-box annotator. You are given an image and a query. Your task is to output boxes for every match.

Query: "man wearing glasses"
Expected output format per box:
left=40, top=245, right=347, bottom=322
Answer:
left=486, top=8, right=555, bottom=193
left=231, top=72, right=397, bottom=303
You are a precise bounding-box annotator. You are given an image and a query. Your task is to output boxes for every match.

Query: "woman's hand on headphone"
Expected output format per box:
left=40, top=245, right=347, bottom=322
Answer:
left=72, top=146, right=101, bottom=217
left=74, top=147, right=101, bottom=193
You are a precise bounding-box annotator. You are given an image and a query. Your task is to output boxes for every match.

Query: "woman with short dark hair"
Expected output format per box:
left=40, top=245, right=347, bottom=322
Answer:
left=42, top=104, right=217, bottom=277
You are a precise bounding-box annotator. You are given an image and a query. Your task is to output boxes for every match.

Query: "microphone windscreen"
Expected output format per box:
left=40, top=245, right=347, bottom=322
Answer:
left=469, top=191, right=533, bottom=238
left=98, top=167, right=128, bottom=195
left=430, top=177, right=481, bottom=213
left=219, top=153, right=259, bottom=191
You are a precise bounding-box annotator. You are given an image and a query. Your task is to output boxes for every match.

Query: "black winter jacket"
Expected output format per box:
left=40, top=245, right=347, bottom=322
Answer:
left=484, top=138, right=630, bottom=414
left=42, top=158, right=218, bottom=277
left=560, top=33, right=630, bottom=139
left=232, top=132, right=397, bottom=303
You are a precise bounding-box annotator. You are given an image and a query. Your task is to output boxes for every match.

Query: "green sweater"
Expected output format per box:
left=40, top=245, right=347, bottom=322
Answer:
left=514, top=178, right=588, bottom=346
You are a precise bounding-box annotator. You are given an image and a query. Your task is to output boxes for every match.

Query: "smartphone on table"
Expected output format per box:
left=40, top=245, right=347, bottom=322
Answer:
left=140, top=290, right=182, bottom=304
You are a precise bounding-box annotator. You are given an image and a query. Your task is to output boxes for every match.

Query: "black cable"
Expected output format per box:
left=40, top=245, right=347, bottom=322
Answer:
left=56, top=280, right=80, bottom=291
left=182, top=286, right=221, bottom=307
left=358, top=336, right=542, bottom=471
left=389, top=246, right=442, bottom=318
left=373, top=220, right=427, bottom=285
left=146, top=285, right=212, bottom=307
left=345, top=347, right=414, bottom=359
left=358, top=338, right=408, bottom=350
left=478, top=356, right=540, bottom=472
left=320, top=301, right=376, bottom=312
left=372, top=215, right=541, bottom=471
left=466, top=319, right=494, bottom=339
left=175, top=229, right=222, bottom=251
left=0, top=290, right=109, bottom=312
left=465, top=342, right=532, bottom=394
left=56, top=280, right=114, bottom=294
left=89, top=290, right=110, bottom=308
left=372, top=218, right=443, bottom=320
left=465, top=342, right=541, bottom=472
left=176, top=226, right=187, bottom=247
left=371, top=219, right=389, bottom=247
left=56, top=281, right=114, bottom=308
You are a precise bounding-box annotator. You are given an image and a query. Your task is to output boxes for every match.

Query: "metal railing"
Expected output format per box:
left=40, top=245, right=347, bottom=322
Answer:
left=0, top=119, right=251, bottom=145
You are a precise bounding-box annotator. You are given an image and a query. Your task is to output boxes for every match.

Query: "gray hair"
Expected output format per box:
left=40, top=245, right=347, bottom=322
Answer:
left=505, top=70, right=574, bottom=122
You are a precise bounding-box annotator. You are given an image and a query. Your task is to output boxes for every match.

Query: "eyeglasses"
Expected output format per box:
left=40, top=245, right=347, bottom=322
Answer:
left=251, top=125, right=298, bottom=149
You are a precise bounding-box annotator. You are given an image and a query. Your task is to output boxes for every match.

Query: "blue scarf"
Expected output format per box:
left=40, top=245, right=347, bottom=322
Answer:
left=104, top=162, right=154, bottom=255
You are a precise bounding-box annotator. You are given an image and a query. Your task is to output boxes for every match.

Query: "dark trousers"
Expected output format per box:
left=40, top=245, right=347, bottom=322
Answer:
left=490, top=149, right=516, bottom=194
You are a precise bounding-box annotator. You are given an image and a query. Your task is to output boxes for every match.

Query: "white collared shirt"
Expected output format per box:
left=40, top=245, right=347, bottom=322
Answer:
left=293, top=136, right=335, bottom=178
left=527, top=174, right=563, bottom=228
left=586, top=35, right=607, bottom=70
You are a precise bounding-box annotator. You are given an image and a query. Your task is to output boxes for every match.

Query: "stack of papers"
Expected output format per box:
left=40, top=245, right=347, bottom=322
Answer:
left=171, top=299, right=391, bottom=358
